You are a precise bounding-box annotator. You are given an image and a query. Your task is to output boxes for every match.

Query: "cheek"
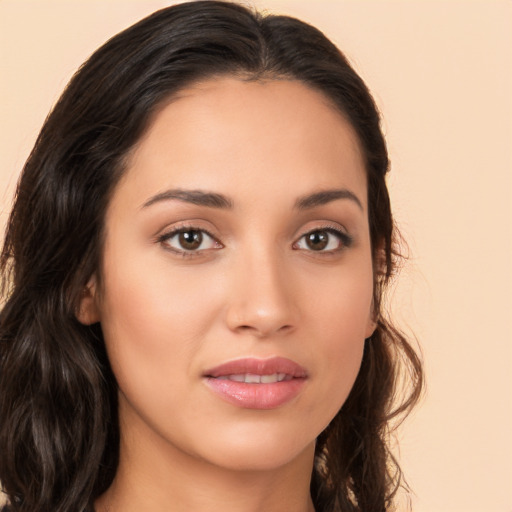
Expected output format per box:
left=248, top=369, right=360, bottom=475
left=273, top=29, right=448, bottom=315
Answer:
left=306, top=256, right=374, bottom=339
left=303, top=262, right=373, bottom=418
left=97, top=253, right=223, bottom=400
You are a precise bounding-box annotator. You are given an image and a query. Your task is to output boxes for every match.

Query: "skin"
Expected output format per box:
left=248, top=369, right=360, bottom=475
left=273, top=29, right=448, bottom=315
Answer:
left=79, top=77, right=375, bottom=512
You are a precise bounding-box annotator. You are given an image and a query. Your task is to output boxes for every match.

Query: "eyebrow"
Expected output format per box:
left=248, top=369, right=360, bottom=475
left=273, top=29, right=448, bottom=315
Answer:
left=141, top=187, right=363, bottom=211
left=295, top=189, right=363, bottom=211
left=142, top=189, right=234, bottom=209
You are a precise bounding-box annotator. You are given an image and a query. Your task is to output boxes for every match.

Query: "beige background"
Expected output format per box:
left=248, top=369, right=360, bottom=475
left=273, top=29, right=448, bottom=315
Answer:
left=1, top=1, right=511, bottom=511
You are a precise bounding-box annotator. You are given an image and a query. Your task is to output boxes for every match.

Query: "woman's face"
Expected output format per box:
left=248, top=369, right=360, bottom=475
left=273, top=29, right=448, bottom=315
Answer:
left=84, top=77, right=375, bottom=472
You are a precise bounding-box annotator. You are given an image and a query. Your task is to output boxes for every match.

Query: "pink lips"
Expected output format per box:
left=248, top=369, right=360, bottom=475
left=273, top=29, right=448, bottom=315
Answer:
left=203, top=357, right=307, bottom=409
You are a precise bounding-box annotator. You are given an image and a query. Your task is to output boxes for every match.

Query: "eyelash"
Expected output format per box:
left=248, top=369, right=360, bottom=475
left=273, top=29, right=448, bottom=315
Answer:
left=157, top=225, right=221, bottom=258
left=156, top=224, right=353, bottom=258
left=293, top=227, right=353, bottom=254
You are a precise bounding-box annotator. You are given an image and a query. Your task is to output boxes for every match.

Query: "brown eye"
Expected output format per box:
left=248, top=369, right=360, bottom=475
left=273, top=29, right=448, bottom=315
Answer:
left=161, top=228, right=220, bottom=253
left=178, top=230, right=203, bottom=250
left=305, top=231, right=329, bottom=250
left=294, top=228, right=351, bottom=252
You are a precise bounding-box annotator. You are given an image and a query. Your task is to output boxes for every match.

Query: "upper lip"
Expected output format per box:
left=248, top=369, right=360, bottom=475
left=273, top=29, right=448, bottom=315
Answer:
left=203, top=357, right=307, bottom=378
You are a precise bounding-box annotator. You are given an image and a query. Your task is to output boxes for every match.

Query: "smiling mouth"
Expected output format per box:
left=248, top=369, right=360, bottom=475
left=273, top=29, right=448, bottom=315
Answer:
left=214, top=373, right=293, bottom=383
left=204, top=356, right=307, bottom=379
left=203, top=357, right=307, bottom=409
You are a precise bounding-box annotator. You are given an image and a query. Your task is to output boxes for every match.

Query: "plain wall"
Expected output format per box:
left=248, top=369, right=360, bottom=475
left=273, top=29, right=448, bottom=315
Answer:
left=1, top=1, right=511, bottom=511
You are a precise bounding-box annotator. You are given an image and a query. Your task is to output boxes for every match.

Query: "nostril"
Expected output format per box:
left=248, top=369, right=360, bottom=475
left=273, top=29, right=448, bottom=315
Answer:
left=234, top=323, right=293, bottom=336
left=225, top=295, right=298, bottom=336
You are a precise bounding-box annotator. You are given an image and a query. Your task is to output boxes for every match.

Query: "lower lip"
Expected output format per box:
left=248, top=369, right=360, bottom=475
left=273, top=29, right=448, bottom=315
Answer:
left=204, top=377, right=306, bottom=409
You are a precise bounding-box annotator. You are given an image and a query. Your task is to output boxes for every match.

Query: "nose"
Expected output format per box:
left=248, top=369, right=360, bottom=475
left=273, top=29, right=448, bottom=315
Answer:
left=225, top=247, right=298, bottom=338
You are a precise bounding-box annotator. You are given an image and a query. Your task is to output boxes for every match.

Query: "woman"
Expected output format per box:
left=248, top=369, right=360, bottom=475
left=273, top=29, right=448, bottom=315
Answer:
left=0, top=2, right=422, bottom=511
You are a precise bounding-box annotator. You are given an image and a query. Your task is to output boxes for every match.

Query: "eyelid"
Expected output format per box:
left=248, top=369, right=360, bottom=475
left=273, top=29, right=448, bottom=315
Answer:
left=156, top=223, right=223, bottom=257
left=154, top=220, right=352, bottom=257
left=293, top=223, right=353, bottom=252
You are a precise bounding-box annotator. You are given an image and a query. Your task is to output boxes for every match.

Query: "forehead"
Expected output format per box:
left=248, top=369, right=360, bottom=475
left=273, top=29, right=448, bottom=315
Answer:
left=117, top=77, right=367, bottom=210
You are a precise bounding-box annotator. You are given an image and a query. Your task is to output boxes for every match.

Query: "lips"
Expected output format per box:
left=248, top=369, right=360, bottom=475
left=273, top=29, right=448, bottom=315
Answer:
left=203, top=357, right=307, bottom=409
left=215, top=373, right=292, bottom=383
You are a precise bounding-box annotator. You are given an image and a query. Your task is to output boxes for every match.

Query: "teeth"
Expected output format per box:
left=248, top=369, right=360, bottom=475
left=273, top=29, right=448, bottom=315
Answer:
left=216, top=373, right=289, bottom=383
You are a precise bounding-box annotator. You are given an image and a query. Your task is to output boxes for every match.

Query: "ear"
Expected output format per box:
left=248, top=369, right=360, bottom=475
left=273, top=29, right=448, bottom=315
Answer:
left=365, top=241, right=386, bottom=339
left=76, top=276, right=101, bottom=325
left=365, top=302, right=378, bottom=339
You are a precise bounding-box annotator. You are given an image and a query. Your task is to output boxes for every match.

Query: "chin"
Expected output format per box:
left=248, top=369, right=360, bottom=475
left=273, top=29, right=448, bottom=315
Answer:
left=194, top=425, right=316, bottom=472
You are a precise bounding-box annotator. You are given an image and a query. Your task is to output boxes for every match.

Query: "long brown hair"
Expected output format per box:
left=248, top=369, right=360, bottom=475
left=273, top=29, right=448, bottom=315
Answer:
left=0, top=2, right=423, bottom=511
